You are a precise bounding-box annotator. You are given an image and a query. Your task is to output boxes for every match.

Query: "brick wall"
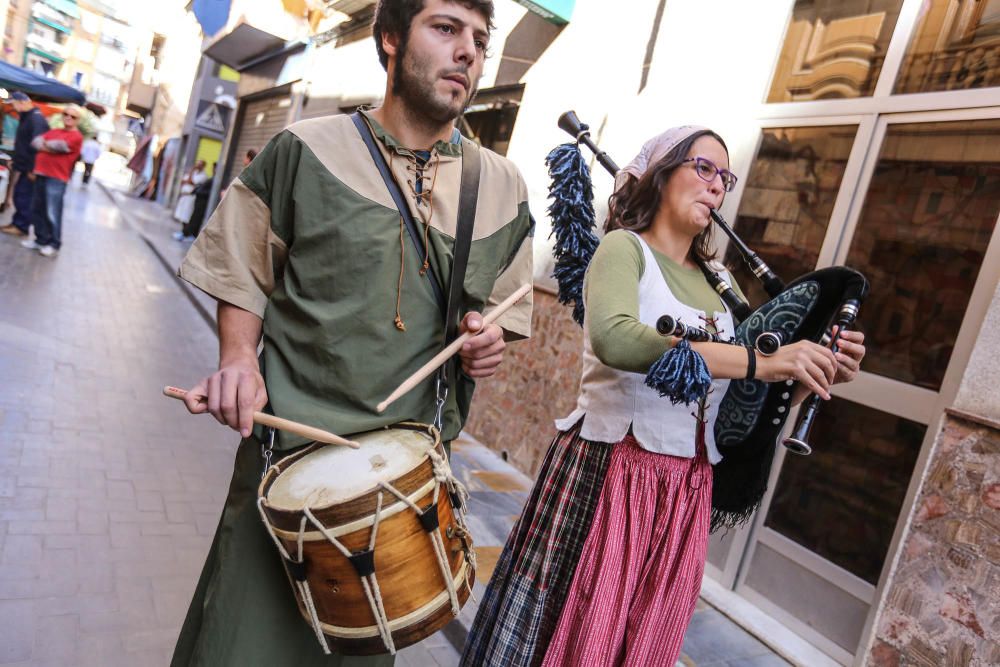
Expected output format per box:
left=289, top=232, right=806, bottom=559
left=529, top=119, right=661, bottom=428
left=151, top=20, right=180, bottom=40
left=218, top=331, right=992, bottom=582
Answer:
left=867, top=410, right=1000, bottom=666
left=464, top=288, right=582, bottom=477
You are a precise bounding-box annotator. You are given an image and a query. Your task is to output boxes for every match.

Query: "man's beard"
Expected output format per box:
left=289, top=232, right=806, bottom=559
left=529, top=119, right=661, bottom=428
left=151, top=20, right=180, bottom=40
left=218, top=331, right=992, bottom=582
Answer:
left=392, top=39, right=477, bottom=124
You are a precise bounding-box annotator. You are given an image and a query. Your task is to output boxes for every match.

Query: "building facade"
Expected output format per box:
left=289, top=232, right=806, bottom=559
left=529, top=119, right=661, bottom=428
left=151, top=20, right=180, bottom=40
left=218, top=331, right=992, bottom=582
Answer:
left=2, top=0, right=31, bottom=67
left=62, top=1, right=136, bottom=109
left=123, top=3, right=202, bottom=143
left=185, top=1, right=1000, bottom=664
left=161, top=56, right=240, bottom=208
left=21, top=0, right=77, bottom=74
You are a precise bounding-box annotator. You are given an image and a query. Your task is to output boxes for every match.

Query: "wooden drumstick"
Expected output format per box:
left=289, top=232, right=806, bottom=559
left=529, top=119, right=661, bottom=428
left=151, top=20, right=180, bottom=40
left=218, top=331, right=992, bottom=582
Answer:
left=162, top=386, right=361, bottom=449
left=377, top=283, right=532, bottom=413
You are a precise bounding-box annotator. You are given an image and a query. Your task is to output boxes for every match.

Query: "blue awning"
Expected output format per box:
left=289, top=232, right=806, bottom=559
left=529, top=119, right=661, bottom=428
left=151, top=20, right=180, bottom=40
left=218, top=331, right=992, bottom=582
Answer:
left=40, top=0, right=80, bottom=20
left=512, top=0, right=574, bottom=24
left=0, top=61, right=85, bottom=103
left=26, top=47, right=65, bottom=64
left=33, top=16, right=72, bottom=34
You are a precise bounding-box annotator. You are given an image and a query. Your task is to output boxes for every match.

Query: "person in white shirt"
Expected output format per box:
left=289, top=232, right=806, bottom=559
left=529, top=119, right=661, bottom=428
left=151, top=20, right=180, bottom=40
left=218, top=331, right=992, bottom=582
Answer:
left=172, top=160, right=207, bottom=223
left=80, top=137, right=101, bottom=185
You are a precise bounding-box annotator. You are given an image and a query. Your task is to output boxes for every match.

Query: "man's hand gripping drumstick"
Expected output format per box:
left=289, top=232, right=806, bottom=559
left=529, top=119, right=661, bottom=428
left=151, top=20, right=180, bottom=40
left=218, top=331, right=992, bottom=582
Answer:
left=164, top=387, right=360, bottom=448
left=378, top=283, right=532, bottom=413
left=169, top=301, right=360, bottom=447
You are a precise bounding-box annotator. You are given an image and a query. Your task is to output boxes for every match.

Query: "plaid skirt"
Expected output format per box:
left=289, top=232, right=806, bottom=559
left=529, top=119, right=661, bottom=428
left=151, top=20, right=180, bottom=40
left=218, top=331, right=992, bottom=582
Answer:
left=460, top=421, right=614, bottom=667
left=541, top=436, right=712, bottom=666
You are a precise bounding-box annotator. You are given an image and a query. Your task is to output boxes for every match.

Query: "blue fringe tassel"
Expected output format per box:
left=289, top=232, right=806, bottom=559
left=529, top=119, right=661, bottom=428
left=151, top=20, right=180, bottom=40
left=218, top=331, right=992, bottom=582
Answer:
left=545, top=142, right=598, bottom=326
left=645, top=340, right=713, bottom=405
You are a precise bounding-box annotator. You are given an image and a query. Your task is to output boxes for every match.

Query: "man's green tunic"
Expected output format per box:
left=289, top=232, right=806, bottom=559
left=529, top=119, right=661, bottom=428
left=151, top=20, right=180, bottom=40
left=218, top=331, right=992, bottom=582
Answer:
left=172, top=111, right=534, bottom=665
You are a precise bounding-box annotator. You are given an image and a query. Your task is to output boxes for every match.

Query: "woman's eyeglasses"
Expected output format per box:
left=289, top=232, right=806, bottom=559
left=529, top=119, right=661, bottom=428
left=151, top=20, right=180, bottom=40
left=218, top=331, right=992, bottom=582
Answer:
left=683, top=157, right=737, bottom=192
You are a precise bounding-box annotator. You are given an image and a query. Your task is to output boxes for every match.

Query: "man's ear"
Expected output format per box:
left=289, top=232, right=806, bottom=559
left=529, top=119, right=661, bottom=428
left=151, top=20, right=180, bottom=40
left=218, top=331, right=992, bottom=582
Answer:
left=382, top=30, right=401, bottom=60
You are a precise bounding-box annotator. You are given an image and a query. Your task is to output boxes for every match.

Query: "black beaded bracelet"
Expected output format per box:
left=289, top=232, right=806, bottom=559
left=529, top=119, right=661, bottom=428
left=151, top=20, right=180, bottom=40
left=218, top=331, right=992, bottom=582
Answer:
left=745, top=344, right=756, bottom=381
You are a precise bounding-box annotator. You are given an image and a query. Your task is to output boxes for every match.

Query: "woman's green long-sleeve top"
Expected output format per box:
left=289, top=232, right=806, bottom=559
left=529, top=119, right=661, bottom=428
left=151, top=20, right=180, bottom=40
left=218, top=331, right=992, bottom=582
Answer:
left=583, top=229, right=746, bottom=373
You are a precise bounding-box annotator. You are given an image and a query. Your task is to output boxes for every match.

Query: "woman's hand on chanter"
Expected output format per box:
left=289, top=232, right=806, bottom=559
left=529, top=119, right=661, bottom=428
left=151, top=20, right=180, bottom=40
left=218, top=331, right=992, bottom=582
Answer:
left=756, top=340, right=837, bottom=400
left=831, top=326, right=865, bottom=385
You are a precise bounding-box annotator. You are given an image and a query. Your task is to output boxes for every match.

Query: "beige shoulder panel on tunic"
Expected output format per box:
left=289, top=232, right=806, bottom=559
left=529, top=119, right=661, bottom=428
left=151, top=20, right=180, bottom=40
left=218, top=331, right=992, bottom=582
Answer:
left=178, top=179, right=288, bottom=318
left=285, top=114, right=527, bottom=241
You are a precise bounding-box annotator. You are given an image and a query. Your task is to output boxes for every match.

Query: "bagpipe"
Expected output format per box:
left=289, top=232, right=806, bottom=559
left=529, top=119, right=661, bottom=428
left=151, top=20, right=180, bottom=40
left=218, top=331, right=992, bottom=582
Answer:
left=548, top=111, right=869, bottom=530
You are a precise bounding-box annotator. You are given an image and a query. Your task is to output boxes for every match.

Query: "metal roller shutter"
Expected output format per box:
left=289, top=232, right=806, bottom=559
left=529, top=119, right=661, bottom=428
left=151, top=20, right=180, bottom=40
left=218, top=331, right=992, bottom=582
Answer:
left=226, top=94, right=292, bottom=184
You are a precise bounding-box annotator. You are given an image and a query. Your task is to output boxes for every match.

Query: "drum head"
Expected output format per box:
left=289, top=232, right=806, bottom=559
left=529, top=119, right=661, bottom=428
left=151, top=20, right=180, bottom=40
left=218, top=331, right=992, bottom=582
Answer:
left=266, top=427, right=435, bottom=511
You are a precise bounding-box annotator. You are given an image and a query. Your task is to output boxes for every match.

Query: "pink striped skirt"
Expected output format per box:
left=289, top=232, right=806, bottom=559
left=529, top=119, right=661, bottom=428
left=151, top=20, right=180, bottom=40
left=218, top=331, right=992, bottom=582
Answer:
left=541, top=434, right=713, bottom=667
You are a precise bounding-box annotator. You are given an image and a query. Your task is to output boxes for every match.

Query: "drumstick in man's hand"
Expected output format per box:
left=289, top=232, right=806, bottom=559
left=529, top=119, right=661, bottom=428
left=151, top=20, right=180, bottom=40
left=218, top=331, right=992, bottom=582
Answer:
left=377, top=283, right=532, bottom=413
left=163, top=386, right=361, bottom=449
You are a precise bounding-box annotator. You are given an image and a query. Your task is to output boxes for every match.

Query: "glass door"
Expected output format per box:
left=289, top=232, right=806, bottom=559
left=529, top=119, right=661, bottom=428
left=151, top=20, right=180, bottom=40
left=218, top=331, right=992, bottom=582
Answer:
left=708, top=110, right=1000, bottom=663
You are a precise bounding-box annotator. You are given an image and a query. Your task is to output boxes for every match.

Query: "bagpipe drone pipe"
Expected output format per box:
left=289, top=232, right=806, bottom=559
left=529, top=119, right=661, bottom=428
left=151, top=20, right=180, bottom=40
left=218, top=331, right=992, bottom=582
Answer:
left=548, top=111, right=869, bottom=530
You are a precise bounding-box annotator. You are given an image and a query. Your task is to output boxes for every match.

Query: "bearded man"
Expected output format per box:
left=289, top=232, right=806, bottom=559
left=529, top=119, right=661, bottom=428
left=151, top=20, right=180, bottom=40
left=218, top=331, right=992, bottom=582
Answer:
left=170, top=0, right=534, bottom=665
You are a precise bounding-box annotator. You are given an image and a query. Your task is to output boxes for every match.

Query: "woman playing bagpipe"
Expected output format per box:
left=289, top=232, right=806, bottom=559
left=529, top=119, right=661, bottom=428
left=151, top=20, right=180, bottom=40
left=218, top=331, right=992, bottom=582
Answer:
left=461, top=125, right=866, bottom=666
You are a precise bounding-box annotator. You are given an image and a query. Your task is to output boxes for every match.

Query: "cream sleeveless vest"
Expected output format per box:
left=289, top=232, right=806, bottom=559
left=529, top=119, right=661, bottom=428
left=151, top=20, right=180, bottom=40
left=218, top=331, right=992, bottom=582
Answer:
left=555, top=232, right=736, bottom=463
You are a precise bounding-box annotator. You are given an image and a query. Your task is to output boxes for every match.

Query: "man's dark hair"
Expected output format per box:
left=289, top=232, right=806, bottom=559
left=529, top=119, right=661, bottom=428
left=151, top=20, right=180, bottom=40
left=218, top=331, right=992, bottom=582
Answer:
left=246, top=149, right=258, bottom=161
left=372, top=0, right=495, bottom=71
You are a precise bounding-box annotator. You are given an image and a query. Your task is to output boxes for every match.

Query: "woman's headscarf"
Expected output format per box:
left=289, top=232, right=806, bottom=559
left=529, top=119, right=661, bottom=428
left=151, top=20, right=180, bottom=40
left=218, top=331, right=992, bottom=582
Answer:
left=615, top=125, right=709, bottom=190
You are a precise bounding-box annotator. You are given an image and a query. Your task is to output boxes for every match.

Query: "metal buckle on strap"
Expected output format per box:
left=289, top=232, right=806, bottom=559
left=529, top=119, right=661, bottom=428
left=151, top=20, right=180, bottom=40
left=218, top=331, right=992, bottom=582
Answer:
left=261, top=427, right=276, bottom=480
left=433, top=373, right=448, bottom=432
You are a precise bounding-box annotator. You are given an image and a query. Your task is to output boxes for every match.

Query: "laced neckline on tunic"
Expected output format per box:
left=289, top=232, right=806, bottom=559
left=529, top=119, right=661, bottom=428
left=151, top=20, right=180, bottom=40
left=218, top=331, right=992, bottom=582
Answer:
left=389, top=149, right=442, bottom=331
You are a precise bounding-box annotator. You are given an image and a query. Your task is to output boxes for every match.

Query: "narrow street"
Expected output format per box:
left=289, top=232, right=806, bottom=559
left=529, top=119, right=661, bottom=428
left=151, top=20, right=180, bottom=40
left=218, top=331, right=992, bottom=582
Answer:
left=0, top=170, right=232, bottom=666
left=0, top=165, right=785, bottom=667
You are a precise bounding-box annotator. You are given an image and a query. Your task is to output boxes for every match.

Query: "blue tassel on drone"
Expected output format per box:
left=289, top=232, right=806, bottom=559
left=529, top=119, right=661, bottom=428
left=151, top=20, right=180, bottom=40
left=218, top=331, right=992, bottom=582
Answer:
left=645, top=340, right=713, bottom=405
left=546, top=142, right=712, bottom=405
left=545, top=143, right=599, bottom=326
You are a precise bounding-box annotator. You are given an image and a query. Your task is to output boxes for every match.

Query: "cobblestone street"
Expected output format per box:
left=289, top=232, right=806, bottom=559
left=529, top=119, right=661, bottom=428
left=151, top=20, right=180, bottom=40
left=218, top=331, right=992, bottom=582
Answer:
left=0, top=167, right=786, bottom=666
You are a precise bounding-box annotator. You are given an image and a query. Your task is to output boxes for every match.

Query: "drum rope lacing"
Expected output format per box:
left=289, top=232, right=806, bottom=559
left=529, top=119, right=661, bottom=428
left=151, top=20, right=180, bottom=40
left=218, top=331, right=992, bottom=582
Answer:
left=426, top=446, right=477, bottom=579
left=256, top=508, right=332, bottom=653
left=301, top=490, right=398, bottom=653
left=257, top=426, right=476, bottom=656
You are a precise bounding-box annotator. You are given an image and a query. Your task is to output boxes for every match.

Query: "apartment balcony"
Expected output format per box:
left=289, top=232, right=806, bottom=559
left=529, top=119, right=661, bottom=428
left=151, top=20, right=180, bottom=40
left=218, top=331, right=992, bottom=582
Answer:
left=126, top=63, right=157, bottom=114
left=30, top=3, right=73, bottom=34
left=99, top=34, right=129, bottom=53
left=25, top=33, right=67, bottom=64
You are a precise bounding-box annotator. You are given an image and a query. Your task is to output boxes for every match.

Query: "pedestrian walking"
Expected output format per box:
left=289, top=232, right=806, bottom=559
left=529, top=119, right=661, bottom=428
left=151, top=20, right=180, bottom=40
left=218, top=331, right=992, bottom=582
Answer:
left=173, top=164, right=215, bottom=242
left=80, top=136, right=101, bottom=185
left=173, top=160, right=206, bottom=223
left=217, top=149, right=256, bottom=201
left=0, top=92, right=50, bottom=237
left=170, top=0, right=533, bottom=665
left=20, top=105, right=83, bottom=257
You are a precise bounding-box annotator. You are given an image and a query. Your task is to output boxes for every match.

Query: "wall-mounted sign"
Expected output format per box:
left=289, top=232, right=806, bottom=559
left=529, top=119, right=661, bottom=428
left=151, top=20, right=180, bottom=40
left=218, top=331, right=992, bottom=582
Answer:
left=194, top=101, right=230, bottom=134
left=512, top=0, right=574, bottom=25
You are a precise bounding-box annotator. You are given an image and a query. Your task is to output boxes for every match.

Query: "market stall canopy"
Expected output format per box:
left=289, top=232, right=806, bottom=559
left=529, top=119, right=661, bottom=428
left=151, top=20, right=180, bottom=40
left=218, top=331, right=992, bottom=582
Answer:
left=0, top=61, right=85, bottom=104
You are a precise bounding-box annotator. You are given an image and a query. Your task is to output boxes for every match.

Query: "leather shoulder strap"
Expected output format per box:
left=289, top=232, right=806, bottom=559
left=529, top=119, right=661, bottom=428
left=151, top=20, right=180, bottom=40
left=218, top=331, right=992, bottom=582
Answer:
left=446, top=138, right=480, bottom=344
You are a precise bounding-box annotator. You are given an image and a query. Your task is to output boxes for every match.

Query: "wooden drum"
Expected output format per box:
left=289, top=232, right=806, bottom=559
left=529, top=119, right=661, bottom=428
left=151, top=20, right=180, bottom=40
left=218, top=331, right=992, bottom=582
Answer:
left=257, top=422, right=475, bottom=655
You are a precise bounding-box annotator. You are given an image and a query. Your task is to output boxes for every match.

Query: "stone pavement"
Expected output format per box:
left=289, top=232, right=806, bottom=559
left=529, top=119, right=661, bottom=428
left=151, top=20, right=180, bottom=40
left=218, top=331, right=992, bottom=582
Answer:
left=0, top=162, right=787, bottom=666
left=0, top=172, right=228, bottom=666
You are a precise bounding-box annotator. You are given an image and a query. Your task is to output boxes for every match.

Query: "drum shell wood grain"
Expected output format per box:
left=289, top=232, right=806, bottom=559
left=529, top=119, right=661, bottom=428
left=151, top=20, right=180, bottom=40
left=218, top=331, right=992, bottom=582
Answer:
left=258, top=427, right=474, bottom=655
